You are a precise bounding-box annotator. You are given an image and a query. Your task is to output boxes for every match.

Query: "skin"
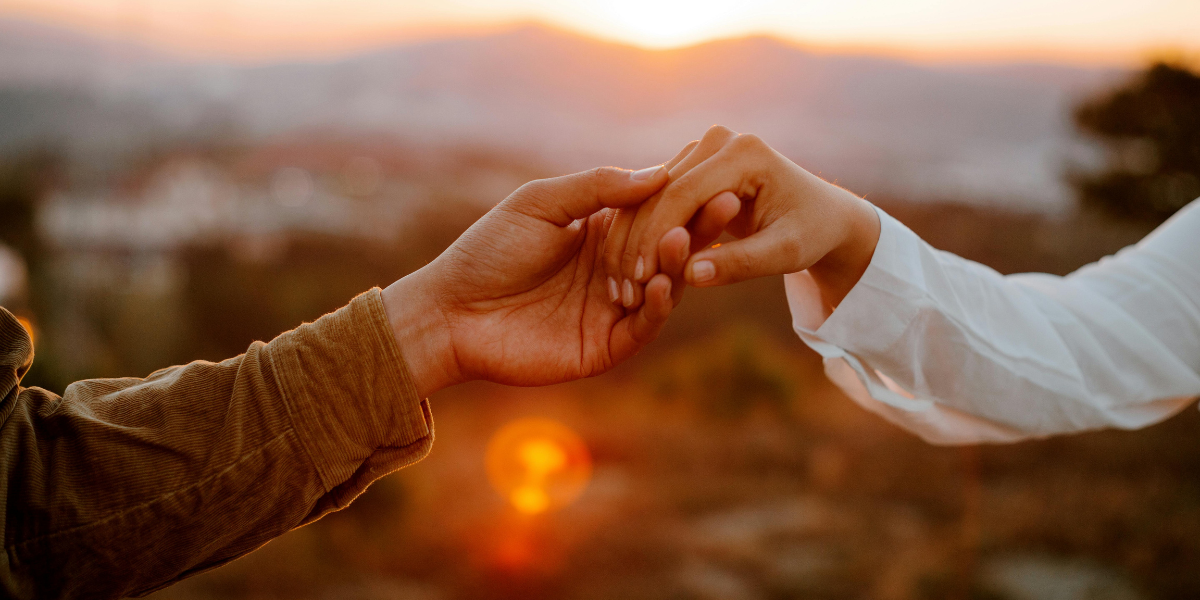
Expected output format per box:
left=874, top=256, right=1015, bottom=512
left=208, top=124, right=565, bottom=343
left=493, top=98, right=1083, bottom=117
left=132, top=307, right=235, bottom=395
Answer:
left=607, top=125, right=882, bottom=314
left=377, top=165, right=737, bottom=398
left=604, top=134, right=743, bottom=309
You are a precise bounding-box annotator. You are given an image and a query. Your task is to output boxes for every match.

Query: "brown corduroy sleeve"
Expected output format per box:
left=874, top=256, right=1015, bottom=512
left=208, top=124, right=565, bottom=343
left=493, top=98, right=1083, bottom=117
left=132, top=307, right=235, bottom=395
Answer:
left=0, top=288, right=433, bottom=600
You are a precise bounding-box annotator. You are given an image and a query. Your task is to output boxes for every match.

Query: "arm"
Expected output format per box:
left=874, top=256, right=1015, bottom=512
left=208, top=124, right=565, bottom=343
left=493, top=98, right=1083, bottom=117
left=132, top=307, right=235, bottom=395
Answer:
left=0, top=291, right=432, bottom=599
left=788, top=199, right=1200, bottom=443
left=608, top=126, right=1200, bottom=443
left=0, top=165, right=678, bottom=599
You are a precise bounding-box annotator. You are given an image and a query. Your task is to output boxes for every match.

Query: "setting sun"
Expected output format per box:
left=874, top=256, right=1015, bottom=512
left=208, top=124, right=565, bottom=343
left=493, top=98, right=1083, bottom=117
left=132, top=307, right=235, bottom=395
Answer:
left=4, top=0, right=1197, bottom=64
left=578, top=0, right=767, bottom=48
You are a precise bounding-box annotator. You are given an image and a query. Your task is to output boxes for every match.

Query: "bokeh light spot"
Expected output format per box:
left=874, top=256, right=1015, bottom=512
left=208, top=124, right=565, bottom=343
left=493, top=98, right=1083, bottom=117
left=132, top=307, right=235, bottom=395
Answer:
left=510, top=485, right=550, bottom=515
left=519, top=439, right=567, bottom=476
left=486, top=418, right=592, bottom=515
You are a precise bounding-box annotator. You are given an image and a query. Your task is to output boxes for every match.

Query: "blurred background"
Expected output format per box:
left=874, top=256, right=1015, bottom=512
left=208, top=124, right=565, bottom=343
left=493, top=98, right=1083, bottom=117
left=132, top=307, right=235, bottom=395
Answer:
left=2, top=1, right=1200, bottom=598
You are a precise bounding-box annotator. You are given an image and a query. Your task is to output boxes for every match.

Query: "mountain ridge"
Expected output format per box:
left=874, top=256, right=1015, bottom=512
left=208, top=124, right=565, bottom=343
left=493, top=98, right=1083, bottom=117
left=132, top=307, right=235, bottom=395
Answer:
left=0, top=16, right=1130, bottom=208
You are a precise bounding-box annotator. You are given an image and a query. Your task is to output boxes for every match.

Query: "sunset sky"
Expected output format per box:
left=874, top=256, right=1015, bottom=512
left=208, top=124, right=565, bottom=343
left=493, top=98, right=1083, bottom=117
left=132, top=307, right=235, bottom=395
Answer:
left=5, top=0, right=1199, bottom=64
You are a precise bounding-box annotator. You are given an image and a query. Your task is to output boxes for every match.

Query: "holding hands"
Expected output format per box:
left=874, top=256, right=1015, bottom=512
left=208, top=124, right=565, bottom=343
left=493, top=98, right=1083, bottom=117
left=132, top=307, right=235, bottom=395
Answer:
left=383, top=125, right=880, bottom=396
left=605, top=125, right=880, bottom=314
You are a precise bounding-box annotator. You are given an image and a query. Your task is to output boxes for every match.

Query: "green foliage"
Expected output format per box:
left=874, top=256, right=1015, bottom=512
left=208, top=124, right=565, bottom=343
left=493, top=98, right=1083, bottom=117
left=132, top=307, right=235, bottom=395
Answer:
left=1072, top=61, right=1200, bottom=223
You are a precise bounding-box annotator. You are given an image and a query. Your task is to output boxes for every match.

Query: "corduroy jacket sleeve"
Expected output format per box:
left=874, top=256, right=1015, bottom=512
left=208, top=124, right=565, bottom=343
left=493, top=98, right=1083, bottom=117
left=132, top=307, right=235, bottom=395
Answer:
left=0, top=288, right=433, bottom=599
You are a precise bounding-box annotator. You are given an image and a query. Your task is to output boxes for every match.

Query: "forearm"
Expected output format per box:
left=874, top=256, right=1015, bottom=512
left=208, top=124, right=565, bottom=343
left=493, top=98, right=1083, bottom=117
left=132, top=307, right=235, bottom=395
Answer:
left=0, top=290, right=432, bottom=598
left=787, top=205, right=1200, bottom=443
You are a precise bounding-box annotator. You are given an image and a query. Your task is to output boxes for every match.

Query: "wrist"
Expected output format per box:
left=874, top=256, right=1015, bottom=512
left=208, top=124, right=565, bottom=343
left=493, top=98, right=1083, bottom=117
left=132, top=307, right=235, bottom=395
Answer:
left=808, top=190, right=881, bottom=309
left=380, top=269, right=461, bottom=398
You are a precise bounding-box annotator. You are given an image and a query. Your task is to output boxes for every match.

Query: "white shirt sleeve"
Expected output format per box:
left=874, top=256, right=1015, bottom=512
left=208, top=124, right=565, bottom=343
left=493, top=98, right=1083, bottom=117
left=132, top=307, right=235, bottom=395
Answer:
left=785, top=199, right=1200, bottom=445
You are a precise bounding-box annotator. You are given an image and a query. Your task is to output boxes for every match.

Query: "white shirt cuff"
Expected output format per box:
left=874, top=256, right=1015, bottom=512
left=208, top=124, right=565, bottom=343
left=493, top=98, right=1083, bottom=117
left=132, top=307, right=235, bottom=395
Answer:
left=784, top=205, right=1031, bottom=443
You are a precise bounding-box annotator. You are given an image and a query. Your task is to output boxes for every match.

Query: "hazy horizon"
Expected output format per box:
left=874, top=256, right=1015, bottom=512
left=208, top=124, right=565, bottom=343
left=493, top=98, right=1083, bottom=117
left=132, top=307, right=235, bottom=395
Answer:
left=4, top=0, right=1198, bottom=67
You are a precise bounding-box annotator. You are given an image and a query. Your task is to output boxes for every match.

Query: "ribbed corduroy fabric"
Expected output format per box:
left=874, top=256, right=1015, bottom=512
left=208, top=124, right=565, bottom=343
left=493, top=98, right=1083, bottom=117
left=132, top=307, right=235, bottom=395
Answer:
left=0, top=288, right=433, bottom=599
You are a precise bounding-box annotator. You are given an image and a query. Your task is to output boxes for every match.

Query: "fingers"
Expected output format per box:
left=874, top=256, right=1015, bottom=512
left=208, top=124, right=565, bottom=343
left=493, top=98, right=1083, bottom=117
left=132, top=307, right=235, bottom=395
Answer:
left=622, top=125, right=739, bottom=284
left=603, top=208, right=637, bottom=303
left=684, top=230, right=795, bottom=287
left=664, top=140, right=700, bottom=171
left=657, top=226, right=690, bottom=305
left=688, top=191, right=741, bottom=252
left=631, top=134, right=771, bottom=276
left=609, top=273, right=673, bottom=364
left=510, top=165, right=668, bottom=227
left=603, top=135, right=709, bottom=308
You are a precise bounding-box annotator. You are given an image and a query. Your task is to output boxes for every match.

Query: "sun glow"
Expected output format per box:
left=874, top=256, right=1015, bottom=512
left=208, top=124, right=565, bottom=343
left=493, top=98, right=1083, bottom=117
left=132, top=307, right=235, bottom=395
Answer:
left=576, top=0, right=767, bottom=48
left=4, top=0, right=1199, bottom=64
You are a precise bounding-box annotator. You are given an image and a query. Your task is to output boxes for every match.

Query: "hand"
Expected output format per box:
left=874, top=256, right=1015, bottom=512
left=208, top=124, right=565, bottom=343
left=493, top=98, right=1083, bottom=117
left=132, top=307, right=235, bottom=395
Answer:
left=603, top=141, right=744, bottom=308
left=380, top=166, right=680, bottom=397
left=605, top=125, right=881, bottom=311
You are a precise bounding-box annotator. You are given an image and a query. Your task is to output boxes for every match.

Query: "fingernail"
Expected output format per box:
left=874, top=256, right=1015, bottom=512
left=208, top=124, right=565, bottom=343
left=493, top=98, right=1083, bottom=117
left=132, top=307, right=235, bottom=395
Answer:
left=678, top=239, right=689, bottom=262
left=691, top=260, right=716, bottom=283
left=608, top=277, right=620, bottom=303
left=634, top=256, right=645, bottom=280
left=631, top=165, right=664, bottom=181
left=622, top=279, right=634, bottom=306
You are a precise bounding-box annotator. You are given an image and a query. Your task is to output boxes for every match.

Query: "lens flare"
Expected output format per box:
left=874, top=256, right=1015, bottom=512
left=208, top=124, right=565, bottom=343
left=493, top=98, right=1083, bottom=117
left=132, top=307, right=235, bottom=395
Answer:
left=486, top=418, right=592, bottom=515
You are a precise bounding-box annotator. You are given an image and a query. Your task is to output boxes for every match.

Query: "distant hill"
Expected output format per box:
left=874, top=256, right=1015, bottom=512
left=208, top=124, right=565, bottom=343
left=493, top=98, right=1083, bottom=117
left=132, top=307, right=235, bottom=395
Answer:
left=0, top=18, right=1127, bottom=209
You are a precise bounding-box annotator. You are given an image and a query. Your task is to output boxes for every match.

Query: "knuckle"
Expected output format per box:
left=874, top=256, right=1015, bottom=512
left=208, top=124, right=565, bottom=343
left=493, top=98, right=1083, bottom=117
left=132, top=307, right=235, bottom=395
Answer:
left=515, top=177, right=554, bottom=201
left=732, top=133, right=765, bottom=153
left=730, top=249, right=754, bottom=274
left=584, top=166, right=609, bottom=189
left=703, top=124, right=735, bottom=143
left=508, top=178, right=553, bottom=212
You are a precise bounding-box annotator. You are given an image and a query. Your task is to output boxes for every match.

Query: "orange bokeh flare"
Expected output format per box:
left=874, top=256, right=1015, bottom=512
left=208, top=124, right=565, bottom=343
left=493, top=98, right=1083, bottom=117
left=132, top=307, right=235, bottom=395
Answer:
left=485, top=417, right=592, bottom=515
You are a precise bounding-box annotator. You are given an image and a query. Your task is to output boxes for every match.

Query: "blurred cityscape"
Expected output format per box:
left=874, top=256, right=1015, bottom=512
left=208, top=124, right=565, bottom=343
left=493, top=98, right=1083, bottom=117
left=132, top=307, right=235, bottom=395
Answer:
left=2, top=14, right=1199, bottom=600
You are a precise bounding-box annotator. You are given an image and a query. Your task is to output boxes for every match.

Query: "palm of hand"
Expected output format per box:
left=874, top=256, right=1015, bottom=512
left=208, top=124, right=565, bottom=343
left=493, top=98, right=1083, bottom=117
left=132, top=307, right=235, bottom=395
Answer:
left=430, top=207, right=627, bottom=386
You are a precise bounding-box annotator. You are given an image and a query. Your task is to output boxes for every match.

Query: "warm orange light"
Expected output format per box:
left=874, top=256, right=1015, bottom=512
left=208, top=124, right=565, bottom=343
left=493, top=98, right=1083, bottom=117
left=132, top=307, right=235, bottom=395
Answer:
left=586, top=0, right=763, bottom=49
left=486, top=418, right=592, bottom=515
left=16, top=317, right=35, bottom=346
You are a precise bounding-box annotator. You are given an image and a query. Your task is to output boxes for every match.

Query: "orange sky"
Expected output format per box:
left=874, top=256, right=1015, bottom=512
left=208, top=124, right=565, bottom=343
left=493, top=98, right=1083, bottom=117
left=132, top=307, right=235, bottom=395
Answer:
left=4, top=0, right=1199, bottom=65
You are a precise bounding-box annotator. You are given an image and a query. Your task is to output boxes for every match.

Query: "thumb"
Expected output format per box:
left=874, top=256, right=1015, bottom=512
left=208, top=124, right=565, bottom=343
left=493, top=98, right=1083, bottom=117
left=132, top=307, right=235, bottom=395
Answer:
left=684, top=230, right=797, bottom=286
left=509, top=166, right=668, bottom=227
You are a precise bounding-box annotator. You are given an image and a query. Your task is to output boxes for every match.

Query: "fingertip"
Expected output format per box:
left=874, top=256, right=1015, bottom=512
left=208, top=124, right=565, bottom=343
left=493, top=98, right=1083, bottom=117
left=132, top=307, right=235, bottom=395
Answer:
left=711, top=191, right=741, bottom=219
left=644, top=274, right=673, bottom=321
left=630, top=164, right=668, bottom=185
left=658, top=226, right=690, bottom=278
left=661, top=226, right=690, bottom=251
left=686, top=256, right=718, bottom=286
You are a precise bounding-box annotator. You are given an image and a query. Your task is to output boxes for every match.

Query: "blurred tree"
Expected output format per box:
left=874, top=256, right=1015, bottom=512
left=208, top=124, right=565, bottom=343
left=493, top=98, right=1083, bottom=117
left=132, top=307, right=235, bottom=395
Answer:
left=1072, top=61, right=1200, bottom=223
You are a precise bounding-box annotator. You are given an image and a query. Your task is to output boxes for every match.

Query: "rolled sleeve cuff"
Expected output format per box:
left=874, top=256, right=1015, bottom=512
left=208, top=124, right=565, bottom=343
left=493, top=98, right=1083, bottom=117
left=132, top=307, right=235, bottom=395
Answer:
left=264, top=288, right=433, bottom=502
